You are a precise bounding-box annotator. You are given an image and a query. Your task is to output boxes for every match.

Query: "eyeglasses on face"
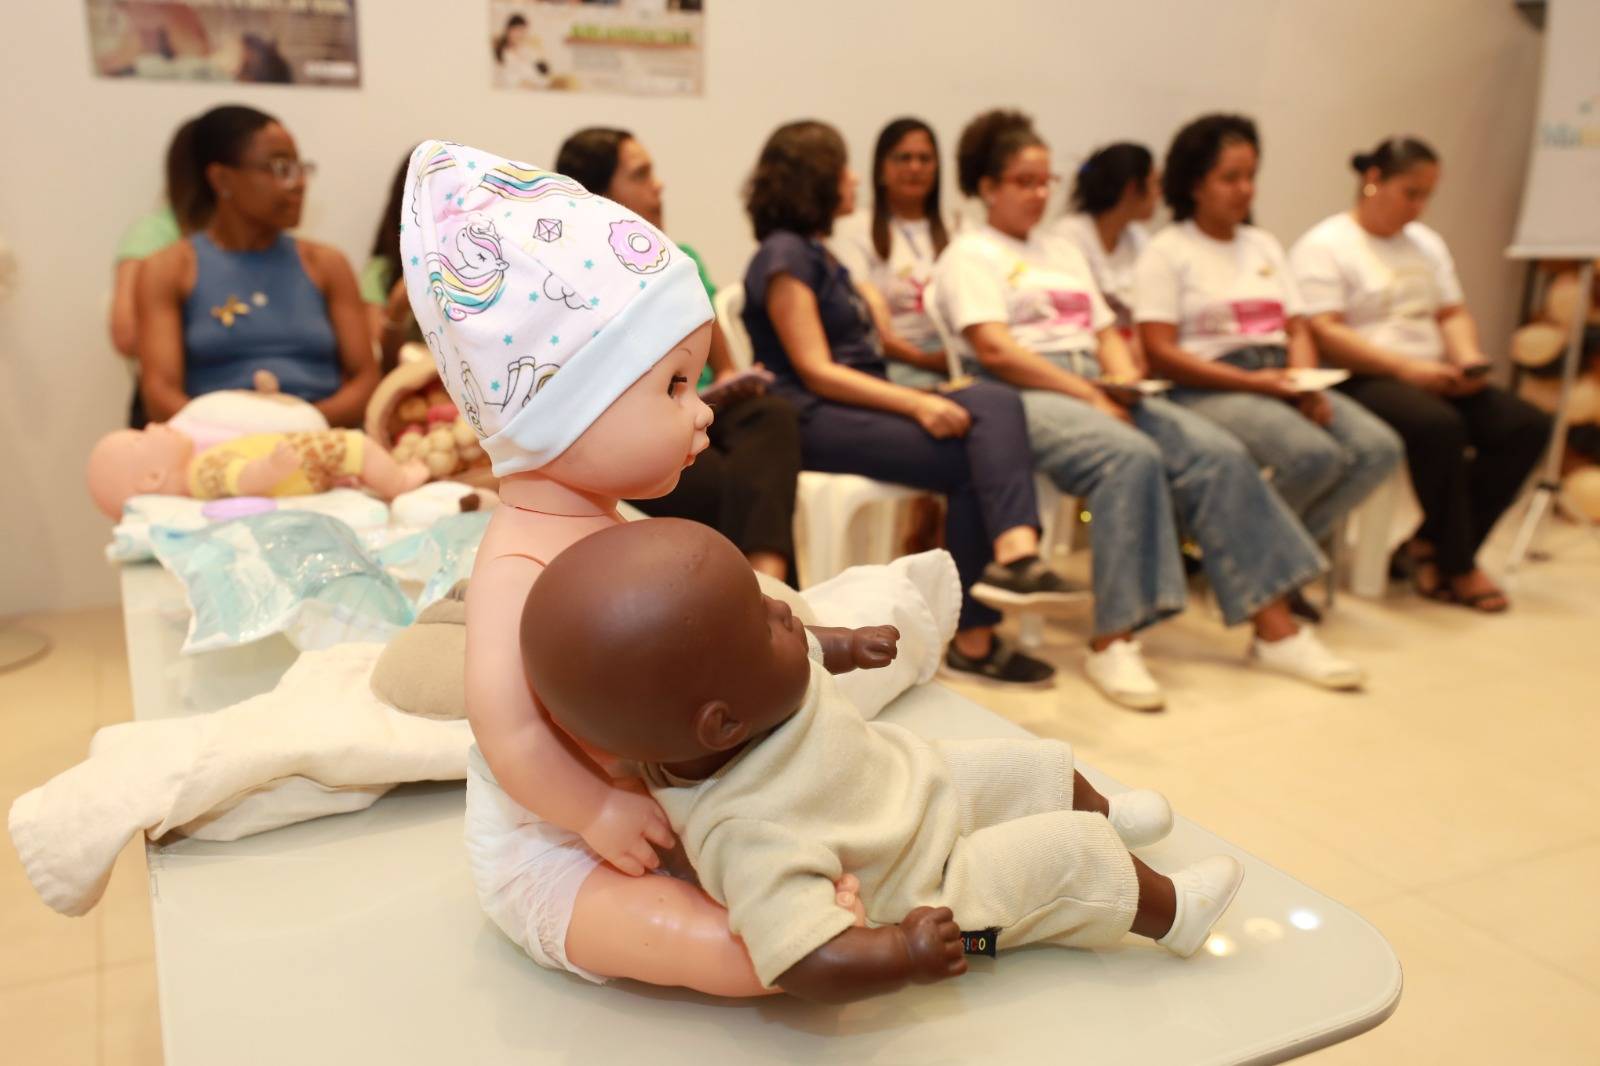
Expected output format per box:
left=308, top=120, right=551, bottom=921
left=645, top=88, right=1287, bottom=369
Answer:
left=239, top=158, right=317, bottom=184
left=999, top=172, right=1061, bottom=192
left=888, top=151, right=936, bottom=166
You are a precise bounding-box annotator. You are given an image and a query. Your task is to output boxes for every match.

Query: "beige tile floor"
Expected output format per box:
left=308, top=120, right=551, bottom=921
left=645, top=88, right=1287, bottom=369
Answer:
left=2, top=520, right=1597, bottom=1064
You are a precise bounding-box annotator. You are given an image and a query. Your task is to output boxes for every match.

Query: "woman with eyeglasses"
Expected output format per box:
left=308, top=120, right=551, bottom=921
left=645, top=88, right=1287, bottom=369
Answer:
left=1137, top=114, right=1402, bottom=570
left=828, top=117, right=954, bottom=390
left=932, top=110, right=1363, bottom=707
left=136, top=105, right=378, bottom=425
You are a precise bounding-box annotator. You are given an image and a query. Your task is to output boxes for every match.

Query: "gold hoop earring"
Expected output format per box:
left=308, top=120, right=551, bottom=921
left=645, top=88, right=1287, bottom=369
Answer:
left=1363, top=184, right=1377, bottom=197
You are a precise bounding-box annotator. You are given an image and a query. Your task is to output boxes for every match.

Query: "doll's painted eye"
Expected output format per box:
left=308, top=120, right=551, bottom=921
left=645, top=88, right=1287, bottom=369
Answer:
left=667, top=374, right=688, bottom=397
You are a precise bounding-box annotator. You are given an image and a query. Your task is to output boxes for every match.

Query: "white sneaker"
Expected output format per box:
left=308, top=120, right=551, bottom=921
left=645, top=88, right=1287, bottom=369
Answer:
left=1250, top=628, right=1365, bottom=690
left=1158, top=855, right=1246, bottom=958
left=1107, top=789, right=1173, bottom=848
left=1085, top=639, right=1165, bottom=710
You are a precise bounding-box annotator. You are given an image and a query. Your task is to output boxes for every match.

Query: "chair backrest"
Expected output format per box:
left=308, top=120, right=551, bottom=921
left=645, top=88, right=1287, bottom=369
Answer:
left=919, top=278, right=966, bottom=382
left=713, top=282, right=754, bottom=370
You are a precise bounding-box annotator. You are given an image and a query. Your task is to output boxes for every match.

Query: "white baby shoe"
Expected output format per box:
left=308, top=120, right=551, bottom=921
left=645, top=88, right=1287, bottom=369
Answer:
left=1158, top=855, right=1246, bottom=958
left=1106, top=789, right=1173, bottom=849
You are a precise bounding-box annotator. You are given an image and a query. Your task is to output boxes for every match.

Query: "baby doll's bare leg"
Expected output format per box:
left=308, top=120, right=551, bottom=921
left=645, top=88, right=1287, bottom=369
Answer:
left=358, top=435, right=430, bottom=499
left=565, top=865, right=778, bottom=998
left=1129, top=857, right=1176, bottom=939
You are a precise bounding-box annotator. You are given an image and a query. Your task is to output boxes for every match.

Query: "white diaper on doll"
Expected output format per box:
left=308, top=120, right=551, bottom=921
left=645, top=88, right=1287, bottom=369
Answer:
left=465, top=551, right=960, bottom=980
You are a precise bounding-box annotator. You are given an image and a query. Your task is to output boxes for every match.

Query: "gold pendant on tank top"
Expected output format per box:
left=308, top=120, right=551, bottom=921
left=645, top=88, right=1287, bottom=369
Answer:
left=211, top=294, right=252, bottom=328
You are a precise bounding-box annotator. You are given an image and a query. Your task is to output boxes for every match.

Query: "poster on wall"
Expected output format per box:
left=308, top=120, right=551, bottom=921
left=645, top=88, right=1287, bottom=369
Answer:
left=490, top=1, right=704, bottom=97
left=84, top=0, right=361, bottom=87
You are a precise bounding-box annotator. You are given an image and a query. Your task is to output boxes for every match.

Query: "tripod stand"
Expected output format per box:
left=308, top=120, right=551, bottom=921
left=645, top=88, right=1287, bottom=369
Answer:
left=1506, top=260, right=1600, bottom=573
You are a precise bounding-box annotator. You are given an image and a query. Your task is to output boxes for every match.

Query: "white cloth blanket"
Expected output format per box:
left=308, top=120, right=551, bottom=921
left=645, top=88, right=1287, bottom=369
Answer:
left=8, top=642, right=471, bottom=916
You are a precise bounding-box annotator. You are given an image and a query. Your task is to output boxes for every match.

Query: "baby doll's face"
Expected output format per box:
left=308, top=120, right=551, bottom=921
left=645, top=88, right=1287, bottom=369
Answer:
left=86, top=424, right=195, bottom=519
left=541, top=321, right=713, bottom=500
left=720, top=589, right=816, bottom=742
left=521, top=517, right=813, bottom=766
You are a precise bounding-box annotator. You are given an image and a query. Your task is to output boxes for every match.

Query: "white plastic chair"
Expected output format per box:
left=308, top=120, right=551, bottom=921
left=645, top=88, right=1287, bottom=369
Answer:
left=714, top=282, right=932, bottom=588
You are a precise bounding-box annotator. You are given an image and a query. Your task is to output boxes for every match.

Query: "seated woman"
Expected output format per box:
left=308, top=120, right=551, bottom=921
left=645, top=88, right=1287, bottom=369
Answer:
left=1290, top=137, right=1550, bottom=612
left=1136, top=114, right=1403, bottom=581
left=828, top=117, right=955, bottom=390
left=555, top=126, right=802, bottom=582
left=110, top=116, right=203, bottom=427
left=932, top=110, right=1362, bottom=708
left=1052, top=142, right=1156, bottom=372
left=136, top=105, right=378, bottom=427
left=742, top=119, right=1075, bottom=685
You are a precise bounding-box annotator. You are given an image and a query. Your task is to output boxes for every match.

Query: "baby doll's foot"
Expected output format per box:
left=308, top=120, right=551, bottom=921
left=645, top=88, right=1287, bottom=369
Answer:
left=1158, top=855, right=1245, bottom=958
left=252, top=369, right=280, bottom=393
left=834, top=873, right=867, bottom=927
left=1107, top=789, right=1173, bottom=848
left=398, top=461, right=431, bottom=494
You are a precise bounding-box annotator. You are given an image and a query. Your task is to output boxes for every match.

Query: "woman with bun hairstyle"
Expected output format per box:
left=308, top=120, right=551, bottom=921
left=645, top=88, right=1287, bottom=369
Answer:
left=1052, top=142, right=1157, bottom=369
left=1289, top=136, right=1549, bottom=611
left=932, top=109, right=1363, bottom=708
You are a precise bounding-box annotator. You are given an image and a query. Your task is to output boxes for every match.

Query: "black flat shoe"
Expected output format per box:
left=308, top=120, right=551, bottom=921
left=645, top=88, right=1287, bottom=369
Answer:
left=945, top=637, right=1056, bottom=685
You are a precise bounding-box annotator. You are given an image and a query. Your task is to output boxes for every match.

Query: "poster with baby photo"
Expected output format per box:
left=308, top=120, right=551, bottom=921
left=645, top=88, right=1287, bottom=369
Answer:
left=490, top=0, right=704, bottom=97
left=85, top=0, right=361, bottom=87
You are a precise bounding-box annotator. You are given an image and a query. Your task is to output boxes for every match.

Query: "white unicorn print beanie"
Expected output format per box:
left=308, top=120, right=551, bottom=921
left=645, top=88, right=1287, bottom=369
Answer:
left=399, top=140, right=712, bottom=476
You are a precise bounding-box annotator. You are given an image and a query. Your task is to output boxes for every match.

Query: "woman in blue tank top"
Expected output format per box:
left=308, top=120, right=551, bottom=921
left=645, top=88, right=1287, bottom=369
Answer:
left=136, top=105, right=378, bottom=426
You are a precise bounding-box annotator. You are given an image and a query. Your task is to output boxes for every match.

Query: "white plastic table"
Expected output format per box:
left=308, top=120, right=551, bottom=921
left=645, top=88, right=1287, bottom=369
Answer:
left=121, top=563, right=1400, bottom=1065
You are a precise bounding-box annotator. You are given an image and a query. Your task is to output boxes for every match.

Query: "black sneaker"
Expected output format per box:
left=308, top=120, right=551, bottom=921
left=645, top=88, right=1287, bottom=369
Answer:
left=1287, top=587, right=1324, bottom=624
left=945, top=637, right=1056, bottom=685
left=971, top=555, right=1081, bottom=608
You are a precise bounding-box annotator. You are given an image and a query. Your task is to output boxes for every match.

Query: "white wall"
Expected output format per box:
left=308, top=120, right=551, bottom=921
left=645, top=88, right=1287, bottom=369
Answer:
left=0, top=0, right=1543, bottom=613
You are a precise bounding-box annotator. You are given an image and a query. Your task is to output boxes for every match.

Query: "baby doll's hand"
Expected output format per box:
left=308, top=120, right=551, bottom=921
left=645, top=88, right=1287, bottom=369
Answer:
left=835, top=873, right=867, bottom=927
left=267, top=440, right=301, bottom=475
left=851, top=625, right=900, bottom=670
left=899, top=906, right=968, bottom=984
left=581, top=787, right=675, bottom=876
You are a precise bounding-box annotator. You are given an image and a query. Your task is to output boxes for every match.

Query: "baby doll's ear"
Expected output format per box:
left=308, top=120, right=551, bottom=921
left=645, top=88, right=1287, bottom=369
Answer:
left=693, top=700, right=748, bottom=753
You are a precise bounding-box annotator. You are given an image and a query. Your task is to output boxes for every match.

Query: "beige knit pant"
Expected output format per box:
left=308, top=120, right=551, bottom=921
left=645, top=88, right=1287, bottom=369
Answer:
left=912, top=738, right=1139, bottom=950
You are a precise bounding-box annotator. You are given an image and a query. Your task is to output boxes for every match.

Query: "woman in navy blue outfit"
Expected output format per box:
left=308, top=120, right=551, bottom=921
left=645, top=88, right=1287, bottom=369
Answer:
left=741, top=120, right=1066, bottom=684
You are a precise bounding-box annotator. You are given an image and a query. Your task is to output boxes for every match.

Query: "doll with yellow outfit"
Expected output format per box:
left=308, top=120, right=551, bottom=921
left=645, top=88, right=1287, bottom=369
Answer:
left=86, top=421, right=430, bottom=519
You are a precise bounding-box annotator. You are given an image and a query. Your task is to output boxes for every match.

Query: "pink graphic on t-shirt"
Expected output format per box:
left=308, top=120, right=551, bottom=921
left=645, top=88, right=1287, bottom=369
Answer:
left=1047, top=290, right=1094, bottom=328
left=1230, top=298, right=1285, bottom=335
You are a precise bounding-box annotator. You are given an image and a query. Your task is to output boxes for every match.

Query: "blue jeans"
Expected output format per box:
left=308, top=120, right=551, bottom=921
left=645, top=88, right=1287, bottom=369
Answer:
left=1168, top=347, right=1404, bottom=541
left=994, top=351, right=1327, bottom=634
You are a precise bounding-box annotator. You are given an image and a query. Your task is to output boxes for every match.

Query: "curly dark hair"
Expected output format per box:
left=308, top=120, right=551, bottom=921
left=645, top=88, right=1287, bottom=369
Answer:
left=554, top=127, right=633, bottom=195
left=745, top=121, right=847, bottom=240
left=955, top=109, right=1043, bottom=197
left=1161, top=113, right=1259, bottom=221
left=1071, top=142, right=1153, bottom=216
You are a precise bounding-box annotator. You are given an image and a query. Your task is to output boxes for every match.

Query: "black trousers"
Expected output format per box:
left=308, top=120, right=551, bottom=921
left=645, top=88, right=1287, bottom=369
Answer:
left=1339, top=376, right=1550, bottom=576
left=782, top=379, right=1039, bottom=631
left=630, top=393, right=802, bottom=573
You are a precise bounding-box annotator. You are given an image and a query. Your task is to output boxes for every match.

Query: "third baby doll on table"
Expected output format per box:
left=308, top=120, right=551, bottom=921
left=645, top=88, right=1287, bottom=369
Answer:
left=521, top=518, right=1245, bottom=1003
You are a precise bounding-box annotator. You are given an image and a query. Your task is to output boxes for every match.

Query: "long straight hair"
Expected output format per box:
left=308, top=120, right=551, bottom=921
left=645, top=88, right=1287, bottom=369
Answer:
left=870, top=118, right=950, bottom=261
